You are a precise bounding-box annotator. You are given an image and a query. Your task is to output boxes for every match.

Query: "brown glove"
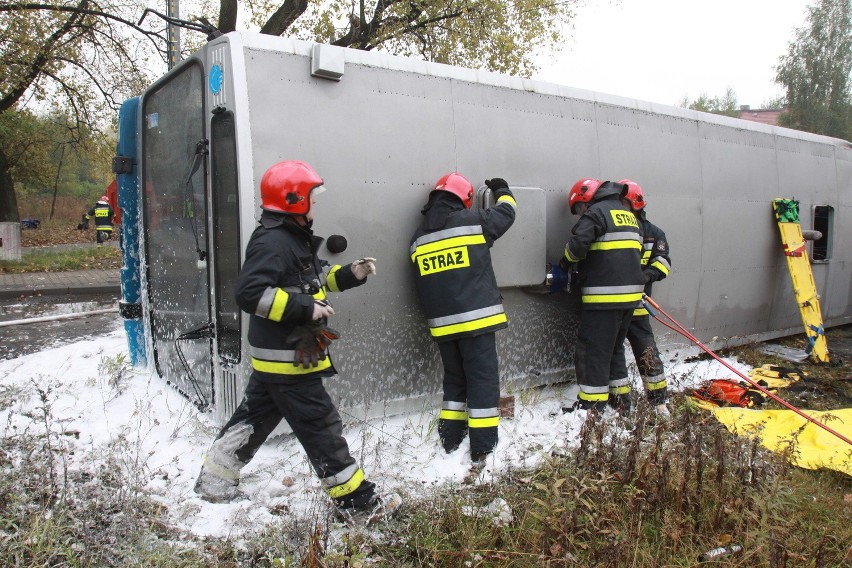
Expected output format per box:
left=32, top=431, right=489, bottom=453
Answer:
left=286, top=323, right=341, bottom=368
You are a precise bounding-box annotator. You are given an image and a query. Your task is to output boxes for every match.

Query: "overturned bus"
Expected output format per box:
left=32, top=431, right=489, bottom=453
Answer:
left=114, top=31, right=852, bottom=424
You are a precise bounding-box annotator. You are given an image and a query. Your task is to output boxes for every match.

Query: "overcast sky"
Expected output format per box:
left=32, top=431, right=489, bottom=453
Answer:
left=533, top=0, right=814, bottom=108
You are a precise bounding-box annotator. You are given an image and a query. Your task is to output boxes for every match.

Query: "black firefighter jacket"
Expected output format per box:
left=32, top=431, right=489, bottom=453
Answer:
left=634, top=214, right=672, bottom=316
left=86, top=203, right=115, bottom=232
left=235, top=214, right=364, bottom=380
left=564, top=183, right=644, bottom=311
left=409, top=192, right=517, bottom=342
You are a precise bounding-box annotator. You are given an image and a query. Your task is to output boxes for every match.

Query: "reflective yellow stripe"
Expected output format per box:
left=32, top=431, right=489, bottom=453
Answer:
left=497, top=195, right=517, bottom=208
left=410, top=235, right=486, bottom=262
left=326, top=468, right=364, bottom=499
left=564, top=249, right=581, bottom=263
left=468, top=416, right=499, bottom=428
left=269, top=289, right=289, bottom=322
left=589, top=241, right=642, bottom=251
left=578, top=391, right=608, bottom=402
left=651, top=260, right=669, bottom=276
left=609, top=385, right=630, bottom=395
left=440, top=409, right=467, bottom=421
left=646, top=379, right=667, bottom=391
left=326, top=265, right=343, bottom=292
left=251, top=356, right=332, bottom=374
left=583, top=293, right=644, bottom=304
left=313, top=288, right=328, bottom=301
left=430, top=313, right=507, bottom=337
left=633, top=307, right=649, bottom=317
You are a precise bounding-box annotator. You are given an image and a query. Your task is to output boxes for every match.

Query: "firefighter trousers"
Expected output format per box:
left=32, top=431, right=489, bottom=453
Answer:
left=626, top=314, right=668, bottom=404
left=206, top=373, right=375, bottom=507
left=574, top=308, right=634, bottom=412
left=437, top=333, right=500, bottom=460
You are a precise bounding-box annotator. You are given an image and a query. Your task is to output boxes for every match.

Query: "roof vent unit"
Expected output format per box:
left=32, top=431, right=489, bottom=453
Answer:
left=311, top=44, right=344, bottom=81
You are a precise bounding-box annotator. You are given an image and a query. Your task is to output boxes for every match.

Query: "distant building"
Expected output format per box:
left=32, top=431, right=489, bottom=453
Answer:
left=739, top=105, right=783, bottom=126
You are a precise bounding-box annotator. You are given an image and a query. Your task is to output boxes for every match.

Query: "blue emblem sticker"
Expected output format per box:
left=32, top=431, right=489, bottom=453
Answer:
left=209, top=64, right=223, bottom=95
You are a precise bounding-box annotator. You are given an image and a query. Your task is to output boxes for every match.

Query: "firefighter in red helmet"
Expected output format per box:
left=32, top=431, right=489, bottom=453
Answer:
left=560, top=178, right=644, bottom=417
left=619, top=179, right=672, bottom=417
left=82, top=194, right=115, bottom=246
left=409, top=173, right=517, bottom=463
left=195, top=160, right=401, bottom=522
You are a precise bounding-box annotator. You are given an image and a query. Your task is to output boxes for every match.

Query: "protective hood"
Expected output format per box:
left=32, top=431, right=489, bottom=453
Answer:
left=420, top=191, right=465, bottom=231
left=590, top=180, right=625, bottom=204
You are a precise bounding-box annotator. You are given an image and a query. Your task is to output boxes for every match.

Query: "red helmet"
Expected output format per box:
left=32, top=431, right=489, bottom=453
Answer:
left=619, top=179, right=645, bottom=211
left=99, top=195, right=109, bottom=203
left=260, top=160, right=325, bottom=215
left=568, top=178, right=602, bottom=214
left=433, top=172, right=474, bottom=209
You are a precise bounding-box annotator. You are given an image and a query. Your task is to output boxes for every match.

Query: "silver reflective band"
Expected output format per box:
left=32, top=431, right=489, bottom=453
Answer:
left=608, top=378, right=631, bottom=388
left=442, top=401, right=466, bottom=411
left=255, top=287, right=278, bottom=316
left=597, top=231, right=642, bottom=243
left=409, top=224, right=484, bottom=254
left=320, top=462, right=358, bottom=487
left=250, top=346, right=300, bottom=361
left=427, top=304, right=505, bottom=328
left=468, top=407, right=499, bottom=418
left=578, top=384, right=609, bottom=394
left=581, top=284, right=645, bottom=295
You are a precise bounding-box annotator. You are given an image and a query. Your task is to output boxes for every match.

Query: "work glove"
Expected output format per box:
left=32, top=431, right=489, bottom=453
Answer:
left=312, top=300, right=335, bottom=320
left=642, top=270, right=656, bottom=285
left=286, top=322, right=341, bottom=368
left=350, top=257, right=377, bottom=281
left=485, top=178, right=513, bottom=201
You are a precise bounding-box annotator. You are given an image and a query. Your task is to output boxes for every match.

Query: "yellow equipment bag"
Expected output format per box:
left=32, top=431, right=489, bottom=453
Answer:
left=705, top=406, right=852, bottom=476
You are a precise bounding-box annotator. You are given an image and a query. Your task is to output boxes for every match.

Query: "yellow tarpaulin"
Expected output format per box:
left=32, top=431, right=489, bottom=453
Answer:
left=704, top=405, right=852, bottom=476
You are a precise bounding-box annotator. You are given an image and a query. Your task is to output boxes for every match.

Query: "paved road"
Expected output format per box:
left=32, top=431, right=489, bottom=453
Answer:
left=0, top=269, right=120, bottom=299
left=0, top=244, right=122, bottom=359
left=0, top=291, right=120, bottom=360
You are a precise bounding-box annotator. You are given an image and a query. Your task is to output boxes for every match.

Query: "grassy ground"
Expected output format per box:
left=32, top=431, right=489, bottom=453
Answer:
left=21, top=223, right=98, bottom=247
left=1, top=218, right=122, bottom=273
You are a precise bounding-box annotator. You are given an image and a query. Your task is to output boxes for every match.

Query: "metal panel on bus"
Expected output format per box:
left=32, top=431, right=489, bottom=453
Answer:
left=475, top=185, right=546, bottom=287
left=234, top=48, right=576, bottom=413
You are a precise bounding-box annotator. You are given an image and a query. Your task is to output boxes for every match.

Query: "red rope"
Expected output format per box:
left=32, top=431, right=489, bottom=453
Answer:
left=643, top=294, right=852, bottom=447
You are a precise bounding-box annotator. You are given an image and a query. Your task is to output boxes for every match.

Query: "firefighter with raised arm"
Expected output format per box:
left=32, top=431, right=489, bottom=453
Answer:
left=561, top=179, right=644, bottom=417
left=194, top=160, right=401, bottom=522
left=619, top=179, right=672, bottom=417
left=82, top=195, right=115, bottom=246
left=409, top=174, right=517, bottom=463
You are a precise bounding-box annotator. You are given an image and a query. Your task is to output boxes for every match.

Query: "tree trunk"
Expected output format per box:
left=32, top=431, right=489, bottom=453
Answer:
left=49, top=144, right=66, bottom=221
left=0, top=148, right=19, bottom=222
left=218, top=0, right=238, bottom=33
left=259, top=0, right=308, bottom=36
